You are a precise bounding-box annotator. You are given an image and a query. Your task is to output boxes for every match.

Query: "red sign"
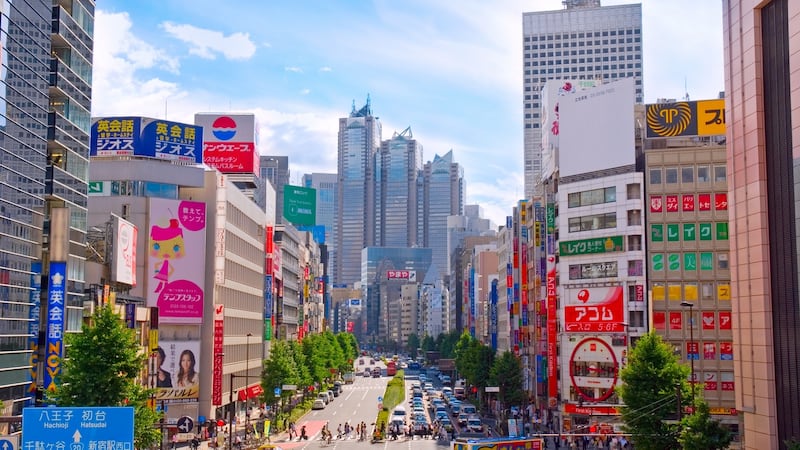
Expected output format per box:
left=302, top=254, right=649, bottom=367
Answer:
left=715, top=193, right=728, bottom=210
left=212, top=304, right=225, bottom=405
left=635, top=284, right=644, bottom=301
left=719, top=311, right=732, bottom=330
left=386, top=270, right=413, bottom=279
left=564, top=286, right=625, bottom=332
left=346, top=321, right=354, bottom=333
left=546, top=256, right=558, bottom=401
left=669, top=312, right=682, bottom=329
left=721, top=381, right=735, bottom=391
left=702, top=312, right=716, bottom=330
left=650, top=195, right=663, bottom=212
left=703, top=342, right=716, bottom=360
left=653, top=311, right=666, bottom=330
left=564, top=403, right=621, bottom=416
left=687, top=341, right=699, bottom=359
left=698, top=193, right=712, bottom=211
left=237, top=383, right=264, bottom=401
left=203, top=142, right=258, bottom=173
left=720, top=342, right=733, bottom=360
left=568, top=337, right=619, bottom=403
left=682, top=194, right=695, bottom=211
left=666, top=195, right=679, bottom=212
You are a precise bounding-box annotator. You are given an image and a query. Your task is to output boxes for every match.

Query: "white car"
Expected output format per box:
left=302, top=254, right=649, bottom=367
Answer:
left=312, top=399, right=326, bottom=410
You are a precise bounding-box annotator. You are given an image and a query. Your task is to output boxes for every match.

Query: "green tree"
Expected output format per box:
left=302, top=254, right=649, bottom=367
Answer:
left=437, top=330, right=461, bottom=358
left=49, top=305, right=161, bottom=449
left=287, top=341, right=311, bottom=393
left=261, top=340, right=300, bottom=409
left=489, top=351, right=524, bottom=407
left=421, top=335, right=435, bottom=352
left=677, top=402, right=732, bottom=450
left=618, top=331, right=689, bottom=450
left=406, top=333, right=420, bottom=358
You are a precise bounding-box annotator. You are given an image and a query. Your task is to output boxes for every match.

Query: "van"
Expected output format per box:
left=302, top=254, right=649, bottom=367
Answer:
left=391, top=405, right=407, bottom=421
left=454, top=386, right=465, bottom=400
left=462, top=404, right=477, bottom=415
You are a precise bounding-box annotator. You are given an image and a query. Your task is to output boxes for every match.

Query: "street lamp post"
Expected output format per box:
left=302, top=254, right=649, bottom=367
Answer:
left=680, top=301, right=696, bottom=408
left=245, top=333, right=253, bottom=438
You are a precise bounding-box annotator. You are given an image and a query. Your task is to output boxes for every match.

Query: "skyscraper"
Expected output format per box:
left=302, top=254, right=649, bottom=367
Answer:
left=422, top=150, right=464, bottom=279
left=0, top=1, right=94, bottom=410
left=522, top=1, right=643, bottom=198
left=258, top=155, right=290, bottom=222
left=724, top=0, right=799, bottom=447
left=335, top=97, right=381, bottom=287
left=376, top=126, right=422, bottom=248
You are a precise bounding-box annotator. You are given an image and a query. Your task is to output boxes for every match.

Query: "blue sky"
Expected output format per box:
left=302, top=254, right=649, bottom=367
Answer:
left=92, top=0, right=724, bottom=226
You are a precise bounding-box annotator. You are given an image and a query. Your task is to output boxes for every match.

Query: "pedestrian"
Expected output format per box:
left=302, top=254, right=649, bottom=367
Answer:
left=172, top=433, right=179, bottom=450
left=288, top=421, right=296, bottom=440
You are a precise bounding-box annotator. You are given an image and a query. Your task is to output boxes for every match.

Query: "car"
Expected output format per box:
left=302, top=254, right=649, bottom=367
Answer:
left=462, top=404, right=477, bottom=415
left=326, top=390, right=335, bottom=402
left=312, top=399, right=326, bottom=410
left=467, top=418, right=483, bottom=433
left=435, top=411, right=448, bottom=421
left=317, top=393, right=329, bottom=404
left=364, top=368, right=372, bottom=377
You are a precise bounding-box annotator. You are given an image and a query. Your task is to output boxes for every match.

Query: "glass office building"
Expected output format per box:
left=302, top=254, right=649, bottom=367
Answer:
left=422, top=150, right=464, bottom=279
left=376, top=127, right=422, bottom=248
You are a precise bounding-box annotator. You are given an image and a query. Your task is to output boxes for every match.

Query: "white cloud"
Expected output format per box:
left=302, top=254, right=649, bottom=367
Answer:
left=92, top=10, right=183, bottom=116
left=285, top=66, right=303, bottom=73
left=319, top=66, right=332, bottom=72
left=161, top=22, right=257, bottom=60
left=300, top=89, right=311, bottom=95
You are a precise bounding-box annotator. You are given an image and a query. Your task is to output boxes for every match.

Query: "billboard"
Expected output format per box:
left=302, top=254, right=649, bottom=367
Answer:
left=43, top=262, right=67, bottom=393
left=111, top=215, right=138, bottom=286
left=151, top=330, right=201, bottom=401
left=559, top=78, right=635, bottom=178
left=147, top=198, right=207, bottom=324
left=540, top=79, right=600, bottom=181
left=283, top=185, right=317, bottom=226
left=563, top=286, right=625, bottom=332
left=645, top=99, right=726, bottom=138
left=90, top=117, right=203, bottom=162
left=565, top=336, right=622, bottom=403
left=386, top=270, right=417, bottom=281
left=195, top=113, right=259, bottom=175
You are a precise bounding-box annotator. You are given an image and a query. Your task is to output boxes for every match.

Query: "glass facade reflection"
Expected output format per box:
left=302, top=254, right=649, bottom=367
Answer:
left=376, top=127, right=421, bottom=247
left=423, top=151, right=464, bottom=279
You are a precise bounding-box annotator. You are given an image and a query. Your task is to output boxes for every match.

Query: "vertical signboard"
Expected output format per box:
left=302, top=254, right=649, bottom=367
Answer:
left=195, top=114, right=259, bottom=175
left=264, top=275, right=273, bottom=341
left=111, top=216, right=138, bottom=286
left=147, top=198, right=207, bottom=324
left=212, top=304, right=225, bottom=405
left=44, top=262, right=67, bottom=392
left=490, top=279, right=498, bottom=350
left=26, top=262, right=42, bottom=405
left=153, top=335, right=201, bottom=401
left=283, top=185, right=317, bottom=226
left=546, top=255, right=557, bottom=403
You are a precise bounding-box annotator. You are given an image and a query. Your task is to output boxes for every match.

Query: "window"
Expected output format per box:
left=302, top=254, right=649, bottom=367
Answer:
left=628, top=260, right=644, bottom=276
left=650, top=169, right=662, bottom=184
left=627, top=183, right=641, bottom=199
left=627, top=210, right=642, bottom=226
left=665, top=168, right=678, bottom=184
left=714, top=165, right=727, bottom=182
left=567, top=187, right=616, bottom=208
left=717, top=253, right=729, bottom=270
left=681, top=167, right=694, bottom=183
left=697, top=166, right=710, bottom=182
left=567, top=212, right=617, bottom=231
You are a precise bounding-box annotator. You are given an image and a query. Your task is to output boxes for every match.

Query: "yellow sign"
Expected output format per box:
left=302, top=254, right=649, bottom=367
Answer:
left=646, top=99, right=726, bottom=138
left=718, top=284, right=731, bottom=301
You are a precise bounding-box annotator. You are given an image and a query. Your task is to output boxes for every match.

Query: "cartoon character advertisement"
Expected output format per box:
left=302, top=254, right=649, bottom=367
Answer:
left=147, top=198, right=207, bottom=324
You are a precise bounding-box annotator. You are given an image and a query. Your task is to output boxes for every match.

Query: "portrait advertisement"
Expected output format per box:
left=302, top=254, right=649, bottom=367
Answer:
left=153, top=326, right=201, bottom=401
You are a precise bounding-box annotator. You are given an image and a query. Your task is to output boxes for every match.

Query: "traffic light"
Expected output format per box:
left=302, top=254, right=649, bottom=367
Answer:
left=471, top=386, right=478, bottom=394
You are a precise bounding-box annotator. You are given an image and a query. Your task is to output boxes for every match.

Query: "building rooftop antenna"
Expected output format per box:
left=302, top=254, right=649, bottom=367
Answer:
left=684, top=77, right=690, bottom=101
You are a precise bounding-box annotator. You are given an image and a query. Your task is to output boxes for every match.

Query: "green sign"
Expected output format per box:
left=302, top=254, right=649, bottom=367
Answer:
left=700, top=252, right=714, bottom=270
left=264, top=319, right=272, bottom=341
left=716, top=222, right=729, bottom=240
left=652, top=254, right=664, bottom=271
left=88, top=181, right=104, bottom=194
left=559, top=236, right=623, bottom=256
left=684, top=253, right=697, bottom=271
left=651, top=224, right=663, bottom=242
left=668, top=253, right=680, bottom=271
left=699, top=223, right=712, bottom=240
left=283, top=185, right=317, bottom=226
left=546, top=204, right=555, bottom=234
left=683, top=223, right=696, bottom=241
left=667, top=224, right=679, bottom=242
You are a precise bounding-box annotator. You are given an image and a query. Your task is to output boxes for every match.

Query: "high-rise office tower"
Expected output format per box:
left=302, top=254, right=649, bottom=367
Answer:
left=376, top=127, right=422, bottom=248
left=258, top=155, right=290, bottom=222
left=522, top=1, right=643, bottom=198
left=335, top=97, right=381, bottom=287
left=724, top=0, right=799, bottom=447
left=422, top=150, right=464, bottom=279
left=0, top=1, right=94, bottom=410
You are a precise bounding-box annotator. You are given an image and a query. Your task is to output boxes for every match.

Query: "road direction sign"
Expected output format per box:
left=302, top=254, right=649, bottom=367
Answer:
left=22, top=406, right=134, bottom=450
left=377, top=396, right=383, bottom=402
left=281, top=384, right=297, bottom=391
left=485, top=386, right=500, bottom=393
left=274, top=387, right=281, bottom=397
left=0, top=436, right=18, bottom=450
left=177, top=416, right=195, bottom=433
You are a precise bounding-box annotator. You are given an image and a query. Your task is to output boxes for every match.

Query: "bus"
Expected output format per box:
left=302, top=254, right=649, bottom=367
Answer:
left=386, top=360, right=397, bottom=376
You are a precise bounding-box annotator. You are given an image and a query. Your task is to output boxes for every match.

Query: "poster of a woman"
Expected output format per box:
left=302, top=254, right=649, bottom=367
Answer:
left=155, top=330, right=201, bottom=401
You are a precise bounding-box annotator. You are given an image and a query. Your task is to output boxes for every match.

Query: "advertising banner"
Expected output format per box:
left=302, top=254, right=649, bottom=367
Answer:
left=91, top=117, right=202, bottom=162
left=212, top=305, right=224, bottom=405
left=563, top=286, right=625, bottom=333
left=546, top=255, right=557, bottom=402
left=567, top=336, right=621, bottom=403
left=196, top=114, right=259, bottom=175
left=43, top=262, right=67, bottom=393
left=559, top=236, right=624, bottom=256
left=387, top=270, right=416, bottom=281
left=283, top=185, right=317, bottom=226
left=111, top=215, right=138, bottom=286
left=147, top=198, right=207, bottom=324
left=90, top=117, right=141, bottom=157
left=645, top=98, right=726, bottom=138
left=152, top=330, right=201, bottom=401
left=26, top=262, right=42, bottom=405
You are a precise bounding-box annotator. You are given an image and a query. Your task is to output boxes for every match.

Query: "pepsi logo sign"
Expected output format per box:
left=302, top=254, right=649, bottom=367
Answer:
left=212, top=116, right=237, bottom=141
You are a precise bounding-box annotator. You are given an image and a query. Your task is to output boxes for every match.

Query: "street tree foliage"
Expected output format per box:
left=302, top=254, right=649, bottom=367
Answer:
left=300, top=332, right=354, bottom=386
left=420, top=335, right=436, bottom=352
left=405, top=333, right=420, bottom=357
left=50, top=305, right=161, bottom=449
left=618, top=331, right=690, bottom=450
left=677, top=401, right=732, bottom=450
left=454, top=333, right=495, bottom=392
left=261, top=340, right=300, bottom=406
left=489, top=351, right=524, bottom=407
left=436, top=330, right=461, bottom=358
left=287, top=340, right=312, bottom=391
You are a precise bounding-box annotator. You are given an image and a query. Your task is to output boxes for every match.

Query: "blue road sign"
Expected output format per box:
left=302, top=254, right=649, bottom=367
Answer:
left=22, top=407, right=134, bottom=450
left=0, top=438, right=15, bottom=450
left=273, top=387, right=281, bottom=397
left=177, top=416, right=194, bottom=433
left=377, top=396, right=383, bottom=402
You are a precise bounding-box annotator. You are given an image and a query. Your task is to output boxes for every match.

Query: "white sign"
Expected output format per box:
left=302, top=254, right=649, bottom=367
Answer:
left=485, top=386, right=500, bottom=393
left=111, top=215, right=137, bottom=286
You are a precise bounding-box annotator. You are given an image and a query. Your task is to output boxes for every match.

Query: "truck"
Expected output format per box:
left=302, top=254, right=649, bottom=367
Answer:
left=343, top=372, right=356, bottom=384
left=452, top=438, right=544, bottom=450
left=386, top=360, right=397, bottom=376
